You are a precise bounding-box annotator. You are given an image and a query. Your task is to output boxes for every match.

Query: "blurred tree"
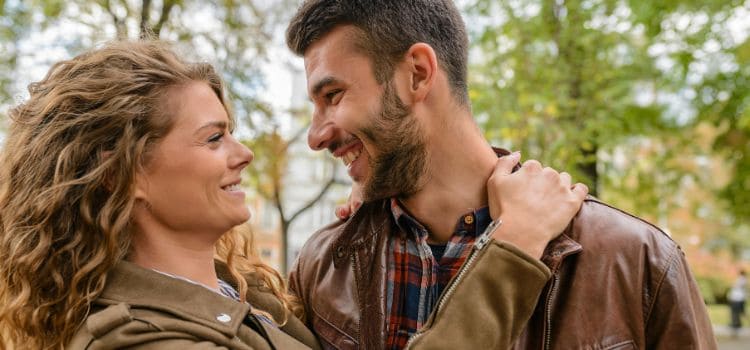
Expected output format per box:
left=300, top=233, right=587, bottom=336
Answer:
left=244, top=119, right=344, bottom=273
left=0, top=1, right=31, bottom=128
left=466, top=0, right=749, bottom=270
left=467, top=0, right=691, bottom=195
left=0, top=0, right=287, bottom=126
left=687, top=17, right=750, bottom=226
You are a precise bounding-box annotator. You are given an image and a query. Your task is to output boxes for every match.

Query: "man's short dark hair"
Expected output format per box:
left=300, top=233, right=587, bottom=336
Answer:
left=286, top=0, right=469, bottom=105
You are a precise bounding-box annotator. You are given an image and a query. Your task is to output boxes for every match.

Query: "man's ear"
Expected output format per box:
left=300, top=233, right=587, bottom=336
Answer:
left=404, top=43, right=438, bottom=102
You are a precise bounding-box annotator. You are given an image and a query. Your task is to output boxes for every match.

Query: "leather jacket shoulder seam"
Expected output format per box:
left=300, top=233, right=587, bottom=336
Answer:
left=583, top=199, right=671, bottom=239
left=643, top=246, right=681, bottom=324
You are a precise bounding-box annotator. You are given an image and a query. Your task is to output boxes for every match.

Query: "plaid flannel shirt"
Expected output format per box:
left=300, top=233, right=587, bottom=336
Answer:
left=385, top=198, right=492, bottom=349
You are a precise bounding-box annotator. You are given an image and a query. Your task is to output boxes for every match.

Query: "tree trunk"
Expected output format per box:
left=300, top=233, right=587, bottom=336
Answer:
left=578, top=145, right=599, bottom=196
left=280, top=220, right=290, bottom=275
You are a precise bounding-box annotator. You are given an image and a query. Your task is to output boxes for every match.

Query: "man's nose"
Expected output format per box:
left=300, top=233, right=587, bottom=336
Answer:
left=307, top=110, right=335, bottom=151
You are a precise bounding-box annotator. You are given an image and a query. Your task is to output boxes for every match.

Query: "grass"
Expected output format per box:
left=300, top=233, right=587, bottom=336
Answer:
left=708, top=303, right=731, bottom=327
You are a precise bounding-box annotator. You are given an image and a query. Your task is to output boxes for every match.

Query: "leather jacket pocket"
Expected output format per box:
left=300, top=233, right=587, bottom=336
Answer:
left=311, top=308, right=358, bottom=350
left=603, top=340, right=635, bottom=350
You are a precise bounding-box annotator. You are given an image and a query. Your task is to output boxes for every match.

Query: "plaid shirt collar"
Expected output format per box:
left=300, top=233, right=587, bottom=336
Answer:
left=389, top=198, right=491, bottom=239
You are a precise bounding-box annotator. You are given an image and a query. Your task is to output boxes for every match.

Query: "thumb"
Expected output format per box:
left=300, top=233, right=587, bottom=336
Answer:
left=494, top=151, right=521, bottom=176
left=335, top=205, right=350, bottom=220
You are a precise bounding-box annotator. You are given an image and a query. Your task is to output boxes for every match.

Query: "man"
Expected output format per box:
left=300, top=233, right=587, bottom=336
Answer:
left=286, top=1, right=716, bottom=349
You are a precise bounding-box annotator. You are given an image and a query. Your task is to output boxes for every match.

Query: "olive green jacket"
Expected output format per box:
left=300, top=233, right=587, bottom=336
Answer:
left=69, top=241, right=550, bottom=349
left=67, top=261, right=322, bottom=350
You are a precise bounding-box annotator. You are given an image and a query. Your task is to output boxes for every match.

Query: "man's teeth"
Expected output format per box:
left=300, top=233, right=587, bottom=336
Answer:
left=223, top=184, right=240, bottom=191
left=342, top=148, right=361, bottom=166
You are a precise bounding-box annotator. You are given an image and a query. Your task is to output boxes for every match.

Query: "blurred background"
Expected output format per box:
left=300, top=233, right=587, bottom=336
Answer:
left=0, top=0, right=748, bottom=346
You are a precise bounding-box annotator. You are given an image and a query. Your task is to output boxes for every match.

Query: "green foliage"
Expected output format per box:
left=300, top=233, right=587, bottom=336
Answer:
left=0, top=0, right=281, bottom=130
left=706, top=304, right=730, bottom=328
left=696, top=55, right=750, bottom=222
left=39, top=0, right=64, bottom=17
left=468, top=0, right=671, bottom=192
left=467, top=0, right=750, bottom=262
left=697, top=275, right=731, bottom=304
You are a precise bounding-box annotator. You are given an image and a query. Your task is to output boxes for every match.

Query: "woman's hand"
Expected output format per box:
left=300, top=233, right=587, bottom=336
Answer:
left=486, top=152, right=588, bottom=258
left=335, top=181, right=363, bottom=220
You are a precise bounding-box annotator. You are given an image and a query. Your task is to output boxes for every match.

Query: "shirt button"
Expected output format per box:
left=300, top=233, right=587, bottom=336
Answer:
left=464, top=215, right=474, bottom=225
left=217, top=313, right=232, bottom=323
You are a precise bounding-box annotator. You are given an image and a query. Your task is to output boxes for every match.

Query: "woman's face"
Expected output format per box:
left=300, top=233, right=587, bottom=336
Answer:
left=133, top=81, right=253, bottom=239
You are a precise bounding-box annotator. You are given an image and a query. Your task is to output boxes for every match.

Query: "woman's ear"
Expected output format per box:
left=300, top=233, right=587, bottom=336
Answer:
left=405, top=43, right=438, bottom=102
left=133, top=169, right=149, bottom=201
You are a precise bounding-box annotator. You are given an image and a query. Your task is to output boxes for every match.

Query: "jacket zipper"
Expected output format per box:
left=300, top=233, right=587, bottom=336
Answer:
left=404, top=219, right=500, bottom=348
left=353, top=249, right=363, bottom=348
left=543, top=274, right=559, bottom=350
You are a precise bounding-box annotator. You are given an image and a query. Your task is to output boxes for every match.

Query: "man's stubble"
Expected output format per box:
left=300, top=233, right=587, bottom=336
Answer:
left=360, top=82, right=429, bottom=201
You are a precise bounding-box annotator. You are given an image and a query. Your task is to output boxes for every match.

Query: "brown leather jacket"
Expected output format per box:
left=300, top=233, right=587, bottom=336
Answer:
left=290, top=198, right=717, bottom=349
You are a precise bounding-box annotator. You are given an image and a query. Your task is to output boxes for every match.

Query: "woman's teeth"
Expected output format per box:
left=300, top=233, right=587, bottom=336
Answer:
left=223, top=184, right=241, bottom=191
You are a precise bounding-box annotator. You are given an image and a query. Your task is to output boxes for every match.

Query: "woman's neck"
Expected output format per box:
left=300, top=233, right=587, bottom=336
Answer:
left=129, top=230, right=220, bottom=290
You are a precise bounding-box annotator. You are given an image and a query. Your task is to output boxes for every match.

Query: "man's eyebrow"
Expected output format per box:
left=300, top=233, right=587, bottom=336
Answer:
left=311, top=76, right=338, bottom=98
left=194, top=120, right=227, bottom=135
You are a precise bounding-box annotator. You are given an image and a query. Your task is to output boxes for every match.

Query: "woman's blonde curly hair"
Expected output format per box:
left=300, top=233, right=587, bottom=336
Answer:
left=0, top=40, right=301, bottom=350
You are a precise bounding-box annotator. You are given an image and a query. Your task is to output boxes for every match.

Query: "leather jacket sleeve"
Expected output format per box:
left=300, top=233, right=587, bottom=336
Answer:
left=644, top=248, right=716, bottom=348
left=406, top=240, right=552, bottom=349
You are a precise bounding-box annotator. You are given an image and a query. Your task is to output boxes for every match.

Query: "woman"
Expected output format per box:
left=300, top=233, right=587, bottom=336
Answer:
left=0, top=41, right=565, bottom=349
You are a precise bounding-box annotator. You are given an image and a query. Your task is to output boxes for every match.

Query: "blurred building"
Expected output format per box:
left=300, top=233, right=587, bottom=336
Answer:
left=246, top=57, right=350, bottom=272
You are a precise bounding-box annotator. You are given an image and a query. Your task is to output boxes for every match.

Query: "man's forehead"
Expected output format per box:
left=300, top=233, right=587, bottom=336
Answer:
left=303, top=31, right=373, bottom=91
left=302, top=25, right=366, bottom=68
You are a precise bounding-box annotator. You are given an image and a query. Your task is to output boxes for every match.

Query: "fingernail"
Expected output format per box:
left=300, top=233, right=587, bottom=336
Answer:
left=510, top=151, right=521, bottom=159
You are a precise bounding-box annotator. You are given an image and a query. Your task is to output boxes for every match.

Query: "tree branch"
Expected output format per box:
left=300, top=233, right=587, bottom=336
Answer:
left=281, top=122, right=310, bottom=154
left=272, top=170, right=286, bottom=224
left=287, top=163, right=339, bottom=224
left=153, top=0, right=177, bottom=37
left=102, top=0, right=126, bottom=38
left=139, top=0, right=151, bottom=38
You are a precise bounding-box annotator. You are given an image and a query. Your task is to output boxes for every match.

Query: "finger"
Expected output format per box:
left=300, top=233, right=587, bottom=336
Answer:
left=522, top=159, right=542, bottom=172
left=542, top=166, right=559, bottom=180
left=571, top=182, right=589, bottom=199
left=560, top=172, right=572, bottom=188
left=335, top=206, right=350, bottom=220
left=493, top=151, right=521, bottom=176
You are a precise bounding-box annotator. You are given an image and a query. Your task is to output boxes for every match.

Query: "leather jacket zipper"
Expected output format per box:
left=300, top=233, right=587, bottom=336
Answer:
left=543, top=274, right=559, bottom=350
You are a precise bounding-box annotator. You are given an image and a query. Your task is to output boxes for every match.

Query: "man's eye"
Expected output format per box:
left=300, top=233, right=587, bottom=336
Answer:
left=325, top=89, right=342, bottom=103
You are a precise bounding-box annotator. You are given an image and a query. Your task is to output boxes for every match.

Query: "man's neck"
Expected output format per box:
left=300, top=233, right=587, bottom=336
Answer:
left=400, top=116, right=498, bottom=243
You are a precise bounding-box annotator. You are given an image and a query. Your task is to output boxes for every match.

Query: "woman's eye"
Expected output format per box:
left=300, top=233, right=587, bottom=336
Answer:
left=208, top=132, right=224, bottom=143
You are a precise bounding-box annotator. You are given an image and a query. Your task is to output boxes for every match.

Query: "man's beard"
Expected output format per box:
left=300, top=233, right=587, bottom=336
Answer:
left=360, top=82, right=428, bottom=201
